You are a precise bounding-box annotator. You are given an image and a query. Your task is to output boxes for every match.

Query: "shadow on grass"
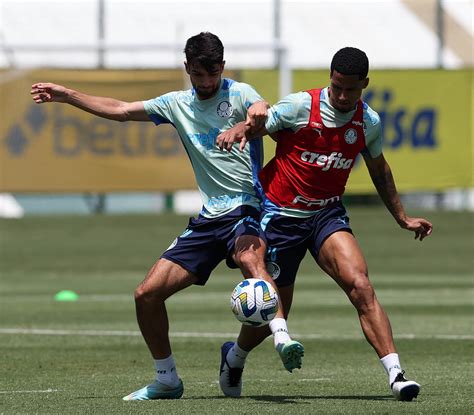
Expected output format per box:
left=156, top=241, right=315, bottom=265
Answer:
left=145, top=394, right=393, bottom=403
left=72, top=394, right=394, bottom=403
left=246, top=394, right=392, bottom=404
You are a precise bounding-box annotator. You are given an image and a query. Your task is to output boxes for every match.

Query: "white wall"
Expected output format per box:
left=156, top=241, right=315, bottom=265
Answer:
left=0, top=0, right=472, bottom=69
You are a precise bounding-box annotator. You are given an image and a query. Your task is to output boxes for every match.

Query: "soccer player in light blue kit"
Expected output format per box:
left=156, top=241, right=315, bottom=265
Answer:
left=30, top=32, right=304, bottom=400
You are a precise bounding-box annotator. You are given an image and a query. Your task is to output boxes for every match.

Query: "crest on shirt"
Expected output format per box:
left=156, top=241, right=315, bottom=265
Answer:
left=217, top=101, right=233, bottom=118
left=344, top=128, right=358, bottom=144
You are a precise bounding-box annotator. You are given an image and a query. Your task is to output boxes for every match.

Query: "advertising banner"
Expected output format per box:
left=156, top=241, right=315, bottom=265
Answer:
left=0, top=69, right=197, bottom=192
left=1, top=69, right=472, bottom=193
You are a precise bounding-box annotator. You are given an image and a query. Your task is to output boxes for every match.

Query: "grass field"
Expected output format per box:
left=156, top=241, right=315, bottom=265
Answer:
left=0, top=208, right=473, bottom=414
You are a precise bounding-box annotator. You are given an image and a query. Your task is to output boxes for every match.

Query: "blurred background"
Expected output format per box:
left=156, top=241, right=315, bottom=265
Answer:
left=0, top=0, right=472, bottom=217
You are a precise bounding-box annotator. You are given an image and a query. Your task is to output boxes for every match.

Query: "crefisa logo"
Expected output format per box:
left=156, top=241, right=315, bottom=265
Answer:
left=217, top=101, right=233, bottom=118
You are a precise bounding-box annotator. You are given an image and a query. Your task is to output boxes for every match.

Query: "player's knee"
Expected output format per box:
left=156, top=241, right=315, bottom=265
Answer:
left=348, top=273, right=375, bottom=310
left=134, top=283, right=164, bottom=305
left=134, top=284, right=150, bottom=303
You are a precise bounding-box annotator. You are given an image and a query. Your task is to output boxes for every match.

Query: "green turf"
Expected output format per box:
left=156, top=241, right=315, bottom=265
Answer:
left=0, top=209, right=473, bottom=414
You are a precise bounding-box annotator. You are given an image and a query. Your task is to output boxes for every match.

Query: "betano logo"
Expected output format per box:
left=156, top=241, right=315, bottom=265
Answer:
left=3, top=105, right=184, bottom=158
left=4, top=104, right=48, bottom=156
left=187, top=128, right=220, bottom=150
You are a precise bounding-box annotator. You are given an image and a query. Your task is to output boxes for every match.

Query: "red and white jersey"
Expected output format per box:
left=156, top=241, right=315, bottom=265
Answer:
left=259, top=88, right=366, bottom=212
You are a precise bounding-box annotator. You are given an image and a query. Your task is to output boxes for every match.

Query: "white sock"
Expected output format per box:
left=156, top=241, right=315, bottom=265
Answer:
left=380, top=353, right=402, bottom=386
left=226, top=342, right=249, bottom=369
left=269, top=318, right=291, bottom=348
left=154, top=355, right=180, bottom=388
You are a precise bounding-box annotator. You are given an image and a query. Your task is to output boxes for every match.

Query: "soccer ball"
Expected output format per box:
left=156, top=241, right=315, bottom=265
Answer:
left=230, top=278, right=279, bottom=327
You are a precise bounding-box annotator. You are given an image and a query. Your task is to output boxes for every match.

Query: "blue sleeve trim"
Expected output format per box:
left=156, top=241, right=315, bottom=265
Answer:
left=249, top=137, right=264, bottom=197
left=148, top=114, right=171, bottom=126
left=223, top=78, right=234, bottom=90
left=244, top=100, right=254, bottom=109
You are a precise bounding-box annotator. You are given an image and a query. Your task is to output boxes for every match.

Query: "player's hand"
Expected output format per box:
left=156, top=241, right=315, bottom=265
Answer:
left=216, top=123, right=249, bottom=152
left=400, top=217, right=433, bottom=241
left=245, top=100, right=269, bottom=131
left=31, top=82, right=69, bottom=104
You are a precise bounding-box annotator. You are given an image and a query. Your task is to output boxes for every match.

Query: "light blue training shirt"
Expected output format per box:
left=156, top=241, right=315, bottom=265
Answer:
left=143, top=78, right=264, bottom=218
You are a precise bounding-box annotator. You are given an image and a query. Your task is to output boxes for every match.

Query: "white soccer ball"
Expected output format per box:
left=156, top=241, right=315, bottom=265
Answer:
left=230, top=278, right=279, bottom=327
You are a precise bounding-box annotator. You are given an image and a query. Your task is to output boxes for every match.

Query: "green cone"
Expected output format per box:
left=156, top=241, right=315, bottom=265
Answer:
left=54, top=290, right=79, bottom=302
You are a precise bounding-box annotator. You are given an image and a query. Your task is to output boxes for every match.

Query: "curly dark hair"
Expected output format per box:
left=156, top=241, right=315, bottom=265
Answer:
left=330, top=47, right=369, bottom=80
left=184, top=32, right=224, bottom=72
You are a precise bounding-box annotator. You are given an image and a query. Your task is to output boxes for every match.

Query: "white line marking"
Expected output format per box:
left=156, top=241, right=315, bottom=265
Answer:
left=298, top=378, right=331, bottom=382
left=0, top=328, right=142, bottom=336
left=0, top=389, right=59, bottom=394
left=0, top=328, right=472, bottom=340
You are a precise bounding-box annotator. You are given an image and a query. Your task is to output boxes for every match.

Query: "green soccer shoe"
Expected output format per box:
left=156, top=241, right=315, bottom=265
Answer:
left=122, top=379, right=184, bottom=401
left=277, top=340, right=304, bottom=372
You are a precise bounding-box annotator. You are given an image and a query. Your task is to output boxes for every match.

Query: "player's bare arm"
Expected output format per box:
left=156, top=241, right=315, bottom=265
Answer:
left=30, top=82, right=150, bottom=122
left=364, top=153, right=433, bottom=241
left=217, top=101, right=269, bottom=151
left=245, top=100, right=269, bottom=130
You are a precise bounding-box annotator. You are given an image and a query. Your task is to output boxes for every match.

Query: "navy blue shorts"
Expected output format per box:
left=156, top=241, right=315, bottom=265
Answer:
left=261, top=202, right=352, bottom=287
left=161, top=205, right=265, bottom=285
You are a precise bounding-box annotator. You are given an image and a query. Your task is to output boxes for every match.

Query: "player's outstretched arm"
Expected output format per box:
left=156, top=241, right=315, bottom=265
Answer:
left=30, top=82, right=150, bottom=122
left=364, top=153, right=433, bottom=241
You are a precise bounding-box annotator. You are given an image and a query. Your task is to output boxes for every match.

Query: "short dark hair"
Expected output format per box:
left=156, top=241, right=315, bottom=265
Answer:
left=184, top=32, right=224, bottom=72
left=330, top=47, right=369, bottom=80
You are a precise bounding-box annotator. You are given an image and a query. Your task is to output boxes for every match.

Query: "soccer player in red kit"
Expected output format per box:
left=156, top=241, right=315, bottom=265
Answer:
left=217, top=47, right=432, bottom=401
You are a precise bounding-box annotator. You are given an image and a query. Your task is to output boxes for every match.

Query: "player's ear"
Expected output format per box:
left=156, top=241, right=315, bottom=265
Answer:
left=362, top=77, right=369, bottom=89
left=220, top=61, right=226, bottom=73
left=184, top=62, right=190, bottom=75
